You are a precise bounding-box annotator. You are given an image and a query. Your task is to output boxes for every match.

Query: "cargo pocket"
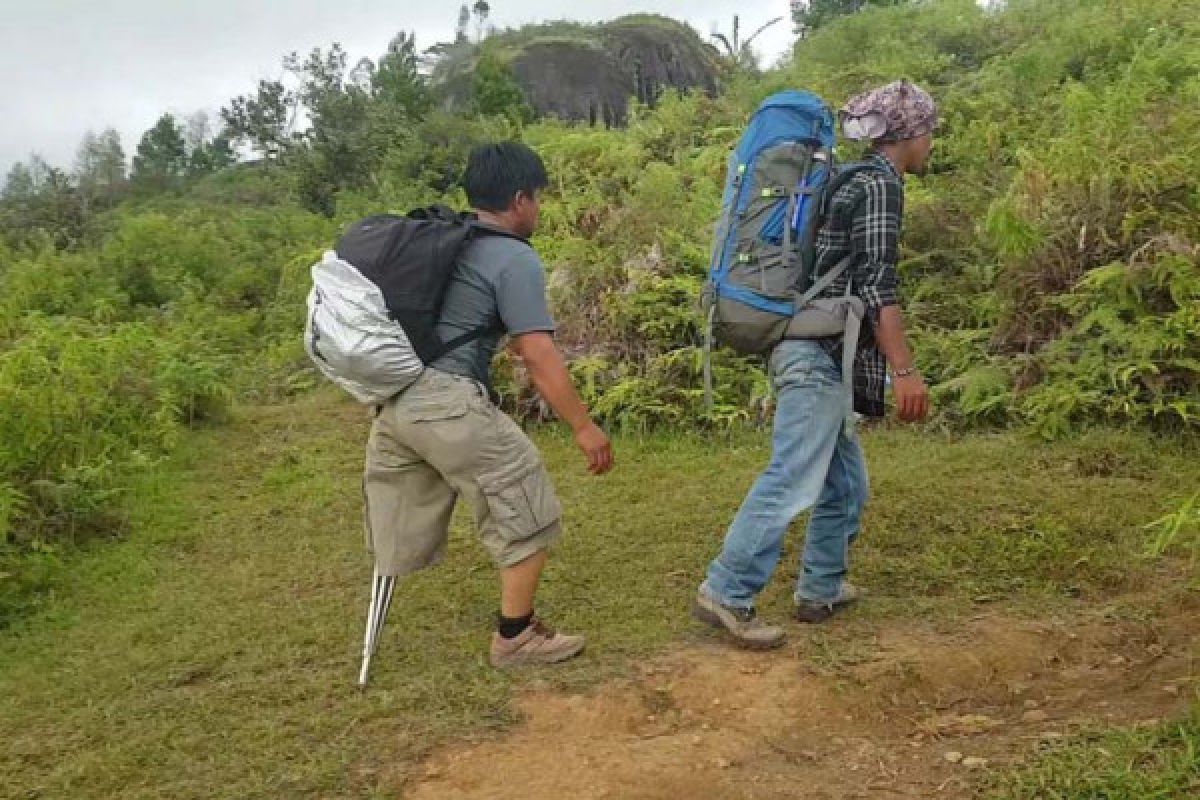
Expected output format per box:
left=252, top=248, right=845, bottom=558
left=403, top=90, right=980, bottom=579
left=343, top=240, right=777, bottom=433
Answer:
left=481, top=464, right=563, bottom=543
left=400, top=397, right=469, bottom=423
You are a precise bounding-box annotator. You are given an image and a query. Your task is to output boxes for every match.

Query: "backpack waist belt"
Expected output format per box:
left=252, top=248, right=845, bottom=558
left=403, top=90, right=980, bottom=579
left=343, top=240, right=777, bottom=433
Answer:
left=782, top=255, right=864, bottom=430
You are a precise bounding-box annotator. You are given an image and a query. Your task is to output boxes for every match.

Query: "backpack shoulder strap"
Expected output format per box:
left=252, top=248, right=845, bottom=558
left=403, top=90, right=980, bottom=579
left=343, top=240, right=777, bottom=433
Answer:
left=425, top=219, right=535, bottom=364
left=817, top=160, right=888, bottom=218
left=803, top=160, right=891, bottom=288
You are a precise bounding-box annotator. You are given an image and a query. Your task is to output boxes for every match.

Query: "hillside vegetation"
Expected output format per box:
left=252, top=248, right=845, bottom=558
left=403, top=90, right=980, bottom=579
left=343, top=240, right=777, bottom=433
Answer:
left=1, top=0, right=1197, bottom=618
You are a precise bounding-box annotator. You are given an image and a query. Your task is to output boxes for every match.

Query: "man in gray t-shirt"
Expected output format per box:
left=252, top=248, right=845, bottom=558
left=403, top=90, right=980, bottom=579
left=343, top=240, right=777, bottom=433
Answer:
left=363, top=142, right=613, bottom=669
left=431, top=234, right=555, bottom=389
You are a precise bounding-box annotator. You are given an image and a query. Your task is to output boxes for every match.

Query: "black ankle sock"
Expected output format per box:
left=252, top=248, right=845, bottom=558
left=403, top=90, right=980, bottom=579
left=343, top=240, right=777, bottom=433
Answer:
left=497, top=610, right=535, bottom=639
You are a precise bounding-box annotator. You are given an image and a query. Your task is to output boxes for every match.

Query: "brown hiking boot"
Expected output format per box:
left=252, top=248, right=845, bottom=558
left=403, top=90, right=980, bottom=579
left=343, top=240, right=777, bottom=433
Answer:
left=691, top=591, right=786, bottom=650
left=794, top=582, right=865, bottom=624
left=489, top=618, right=586, bottom=668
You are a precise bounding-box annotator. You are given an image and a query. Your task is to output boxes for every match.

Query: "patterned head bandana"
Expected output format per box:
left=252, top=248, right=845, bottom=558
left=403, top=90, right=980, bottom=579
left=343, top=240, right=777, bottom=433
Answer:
left=840, top=80, right=938, bottom=143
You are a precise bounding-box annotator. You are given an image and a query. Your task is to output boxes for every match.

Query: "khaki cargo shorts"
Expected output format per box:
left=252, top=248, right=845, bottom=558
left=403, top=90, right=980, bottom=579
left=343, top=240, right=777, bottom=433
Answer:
left=363, top=369, right=563, bottom=577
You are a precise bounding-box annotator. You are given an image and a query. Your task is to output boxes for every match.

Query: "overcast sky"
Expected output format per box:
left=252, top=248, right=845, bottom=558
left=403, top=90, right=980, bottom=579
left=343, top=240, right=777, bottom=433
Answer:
left=0, top=0, right=797, bottom=177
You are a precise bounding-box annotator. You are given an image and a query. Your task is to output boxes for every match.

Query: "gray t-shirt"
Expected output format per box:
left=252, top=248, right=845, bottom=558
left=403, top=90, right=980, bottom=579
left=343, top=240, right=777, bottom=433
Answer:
left=431, top=234, right=555, bottom=386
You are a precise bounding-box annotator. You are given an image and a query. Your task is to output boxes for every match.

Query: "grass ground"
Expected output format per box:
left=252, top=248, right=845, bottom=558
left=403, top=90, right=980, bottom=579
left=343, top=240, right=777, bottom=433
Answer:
left=989, top=707, right=1200, bottom=799
left=1, top=389, right=1197, bottom=798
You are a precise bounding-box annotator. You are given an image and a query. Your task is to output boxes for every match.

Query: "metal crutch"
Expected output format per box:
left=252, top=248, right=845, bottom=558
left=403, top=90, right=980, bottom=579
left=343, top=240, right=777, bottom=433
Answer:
left=357, top=565, right=396, bottom=688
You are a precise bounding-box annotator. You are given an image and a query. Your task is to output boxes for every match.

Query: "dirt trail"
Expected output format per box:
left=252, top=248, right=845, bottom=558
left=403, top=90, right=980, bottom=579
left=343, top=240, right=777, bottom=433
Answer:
left=403, top=605, right=1198, bottom=800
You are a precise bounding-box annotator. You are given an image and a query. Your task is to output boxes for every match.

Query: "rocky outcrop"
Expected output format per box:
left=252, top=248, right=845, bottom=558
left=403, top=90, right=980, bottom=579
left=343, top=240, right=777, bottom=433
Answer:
left=438, top=15, right=721, bottom=126
left=509, top=40, right=630, bottom=127
left=601, top=16, right=720, bottom=109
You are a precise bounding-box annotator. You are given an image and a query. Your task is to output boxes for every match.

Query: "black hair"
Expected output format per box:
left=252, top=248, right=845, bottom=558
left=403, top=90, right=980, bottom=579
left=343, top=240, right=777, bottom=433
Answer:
left=462, top=141, right=549, bottom=212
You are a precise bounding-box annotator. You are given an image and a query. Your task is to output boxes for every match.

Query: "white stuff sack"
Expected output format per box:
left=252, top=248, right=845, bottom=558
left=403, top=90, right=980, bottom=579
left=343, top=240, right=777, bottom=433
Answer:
left=304, top=250, right=425, bottom=405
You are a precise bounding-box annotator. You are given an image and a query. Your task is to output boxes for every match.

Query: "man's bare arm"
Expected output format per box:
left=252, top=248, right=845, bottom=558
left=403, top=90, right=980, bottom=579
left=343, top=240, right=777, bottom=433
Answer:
left=509, top=332, right=613, bottom=474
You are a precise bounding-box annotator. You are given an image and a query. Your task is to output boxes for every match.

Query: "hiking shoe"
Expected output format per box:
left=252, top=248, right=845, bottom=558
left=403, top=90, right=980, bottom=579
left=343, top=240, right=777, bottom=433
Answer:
left=489, top=618, right=586, bottom=668
left=794, top=582, right=865, bottom=624
left=691, top=592, right=786, bottom=650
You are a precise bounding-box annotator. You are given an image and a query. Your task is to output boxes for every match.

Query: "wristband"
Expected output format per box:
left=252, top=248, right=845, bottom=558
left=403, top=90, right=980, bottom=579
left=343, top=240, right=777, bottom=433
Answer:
left=893, top=366, right=919, bottom=378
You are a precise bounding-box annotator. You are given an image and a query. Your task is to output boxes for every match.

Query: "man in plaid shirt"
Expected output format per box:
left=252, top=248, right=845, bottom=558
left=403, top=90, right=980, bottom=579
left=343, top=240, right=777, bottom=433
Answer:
left=693, top=81, right=935, bottom=649
left=816, top=149, right=909, bottom=418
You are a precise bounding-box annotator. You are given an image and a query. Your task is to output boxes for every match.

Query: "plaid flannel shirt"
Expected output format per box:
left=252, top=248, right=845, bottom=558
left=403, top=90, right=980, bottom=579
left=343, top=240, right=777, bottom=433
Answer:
left=811, top=152, right=904, bottom=417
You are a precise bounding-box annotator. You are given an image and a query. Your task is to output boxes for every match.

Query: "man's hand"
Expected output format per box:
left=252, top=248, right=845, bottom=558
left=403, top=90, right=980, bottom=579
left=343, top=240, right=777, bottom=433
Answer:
left=892, top=373, right=930, bottom=422
left=573, top=421, right=613, bottom=475
left=873, top=306, right=929, bottom=423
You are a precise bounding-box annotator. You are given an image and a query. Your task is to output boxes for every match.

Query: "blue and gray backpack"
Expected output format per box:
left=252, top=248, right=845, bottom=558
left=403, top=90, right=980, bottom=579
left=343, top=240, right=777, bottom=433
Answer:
left=702, top=90, right=883, bottom=409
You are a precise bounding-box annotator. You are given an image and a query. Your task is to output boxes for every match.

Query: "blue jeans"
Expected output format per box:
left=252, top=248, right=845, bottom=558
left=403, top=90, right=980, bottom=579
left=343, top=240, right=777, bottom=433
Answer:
left=702, top=340, right=869, bottom=608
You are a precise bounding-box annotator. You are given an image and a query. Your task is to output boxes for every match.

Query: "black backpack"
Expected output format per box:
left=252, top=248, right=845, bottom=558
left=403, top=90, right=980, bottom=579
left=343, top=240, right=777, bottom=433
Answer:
left=305, top=205, right=525, bottom=404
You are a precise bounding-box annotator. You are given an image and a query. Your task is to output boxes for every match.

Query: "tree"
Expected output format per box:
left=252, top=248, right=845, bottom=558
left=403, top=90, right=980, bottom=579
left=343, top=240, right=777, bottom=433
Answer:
left=75, top=128, right=127, bottom=208
left=183, top=111, right=214, bottom=156
left=368, top=32, right=432, bottom=167
left=472, top=1, right=491, bottom=42
left=710, top=15, right=783, bottom=71
left=177, top=111, right=236, bottom=176
left=471, top=53, right=533, bottom=124
left=2, top=162, right=35, bottom=203
left=455, top=4, right=471, bottom=44
left=221, top=79, right=296, bottom=161
left=425, top=6, right=482, bottom=80
left=131, top=114, right=188, bottom=191
left=791, top=0, right=906, bottom=37
left=0, top=155, right=87, bottom=249
left=289, top=45, right=374, bottom=209
left=188, top=132, right=236, bottom=176
left=348, top=57, right=374, bottom=91
left=373, top=32, right=431, bottom=119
